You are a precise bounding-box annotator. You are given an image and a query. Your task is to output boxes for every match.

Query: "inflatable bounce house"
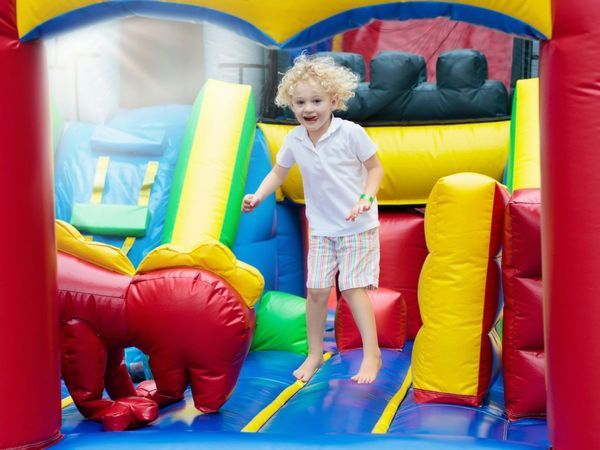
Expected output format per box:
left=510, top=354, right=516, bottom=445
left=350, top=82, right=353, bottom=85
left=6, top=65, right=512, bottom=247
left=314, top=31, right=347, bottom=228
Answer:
left=0, top=1, right=598, bottom=450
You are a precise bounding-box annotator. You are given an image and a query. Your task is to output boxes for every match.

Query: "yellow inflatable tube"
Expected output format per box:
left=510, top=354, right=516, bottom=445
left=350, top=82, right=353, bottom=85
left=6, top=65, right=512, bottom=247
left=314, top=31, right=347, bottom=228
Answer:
left=259, top=121, right=509, bottom=206
left=18, top=0, right=552, bottom=42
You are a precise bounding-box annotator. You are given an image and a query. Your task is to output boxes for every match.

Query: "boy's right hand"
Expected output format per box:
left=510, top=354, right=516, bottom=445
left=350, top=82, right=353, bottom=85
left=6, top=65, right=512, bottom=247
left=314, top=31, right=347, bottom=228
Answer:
left=242, top=194, right=262, bottom=212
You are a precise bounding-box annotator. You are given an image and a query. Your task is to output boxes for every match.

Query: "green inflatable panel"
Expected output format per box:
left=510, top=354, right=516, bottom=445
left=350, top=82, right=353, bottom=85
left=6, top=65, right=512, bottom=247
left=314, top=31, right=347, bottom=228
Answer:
left=251, top=291, right=308, bottom=355
left=70, top=203, right=149, bottom=237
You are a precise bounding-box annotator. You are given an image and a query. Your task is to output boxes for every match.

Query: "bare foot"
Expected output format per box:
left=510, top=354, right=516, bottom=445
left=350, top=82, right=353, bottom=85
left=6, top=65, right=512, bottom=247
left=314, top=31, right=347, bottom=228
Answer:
left=351, top=353, right=382, bottom=384
left=293, top=354, right=323, bottom=382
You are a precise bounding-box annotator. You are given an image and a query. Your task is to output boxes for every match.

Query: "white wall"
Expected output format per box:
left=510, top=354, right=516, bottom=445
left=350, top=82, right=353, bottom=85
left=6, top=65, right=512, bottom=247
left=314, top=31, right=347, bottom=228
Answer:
left=45, top=18, right=268, bottom=123
left=203, top=23, right=267, bottom=115
left=45, top=21, right=120, bottom=124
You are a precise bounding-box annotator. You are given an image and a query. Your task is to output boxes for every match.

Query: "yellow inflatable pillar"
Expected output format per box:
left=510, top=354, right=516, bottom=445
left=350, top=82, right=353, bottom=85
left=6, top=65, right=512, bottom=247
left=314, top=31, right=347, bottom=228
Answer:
left=413, top=173, right=509, bottom=406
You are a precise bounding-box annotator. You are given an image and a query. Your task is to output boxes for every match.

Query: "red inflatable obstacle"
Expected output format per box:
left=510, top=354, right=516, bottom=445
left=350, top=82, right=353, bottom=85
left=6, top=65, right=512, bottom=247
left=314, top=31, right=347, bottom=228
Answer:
left=334, top=210, right=424, bottom=352
left=58, top=250, right=255, bottom=431
left=335, top=288, right=407, bottom=352
left=502, top=189, right=545, bottom=419
left=378, top=211, right=427, bottom=339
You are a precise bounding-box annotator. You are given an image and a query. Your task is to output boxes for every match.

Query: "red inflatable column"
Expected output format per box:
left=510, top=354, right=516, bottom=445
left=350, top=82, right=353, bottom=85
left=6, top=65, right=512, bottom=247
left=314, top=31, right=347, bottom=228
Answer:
left=540, top=0, right=600, bottom=448
left=0, top=1, right=61, bottom=448
left=502, top=189, right=545, bottom=420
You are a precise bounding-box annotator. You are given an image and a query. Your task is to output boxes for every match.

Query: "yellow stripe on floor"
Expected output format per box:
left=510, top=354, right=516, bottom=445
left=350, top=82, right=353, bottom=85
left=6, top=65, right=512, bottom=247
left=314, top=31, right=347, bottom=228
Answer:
left=242, top=352, right=333, bottom=432
left=61, top=396, right=74, bottom=409
left=371, top=367, right=412, bottom=434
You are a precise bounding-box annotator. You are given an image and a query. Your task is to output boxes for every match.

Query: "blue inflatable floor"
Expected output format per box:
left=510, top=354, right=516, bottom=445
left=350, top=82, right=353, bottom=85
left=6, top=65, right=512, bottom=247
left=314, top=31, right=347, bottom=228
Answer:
left=58, top=344, right=548, bottom=449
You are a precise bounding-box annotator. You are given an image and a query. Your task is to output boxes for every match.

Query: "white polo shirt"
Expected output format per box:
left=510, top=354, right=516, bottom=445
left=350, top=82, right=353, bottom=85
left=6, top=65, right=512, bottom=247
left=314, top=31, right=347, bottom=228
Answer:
left=276, top=117, right=379, bottom=237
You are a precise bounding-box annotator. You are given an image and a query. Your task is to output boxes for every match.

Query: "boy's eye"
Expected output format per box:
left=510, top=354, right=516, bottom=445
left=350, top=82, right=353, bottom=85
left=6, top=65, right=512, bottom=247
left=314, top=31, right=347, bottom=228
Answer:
left=314, top=99, right=321, bottom=104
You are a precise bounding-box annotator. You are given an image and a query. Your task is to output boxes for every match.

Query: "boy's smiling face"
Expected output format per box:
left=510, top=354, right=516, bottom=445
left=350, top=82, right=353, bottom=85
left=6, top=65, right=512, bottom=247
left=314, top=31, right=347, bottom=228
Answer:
left=290, top=79, right=338, bottom=142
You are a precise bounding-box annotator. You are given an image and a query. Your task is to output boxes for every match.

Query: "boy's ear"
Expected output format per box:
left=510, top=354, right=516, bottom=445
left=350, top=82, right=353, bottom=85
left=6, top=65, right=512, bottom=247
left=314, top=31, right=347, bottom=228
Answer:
left=331, top=94, right=339, bottom=107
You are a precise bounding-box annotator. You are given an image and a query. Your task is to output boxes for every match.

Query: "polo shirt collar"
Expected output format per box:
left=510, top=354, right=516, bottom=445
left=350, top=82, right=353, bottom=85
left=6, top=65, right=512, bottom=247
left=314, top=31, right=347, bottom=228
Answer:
left=294, top=116, right=343, bottom=145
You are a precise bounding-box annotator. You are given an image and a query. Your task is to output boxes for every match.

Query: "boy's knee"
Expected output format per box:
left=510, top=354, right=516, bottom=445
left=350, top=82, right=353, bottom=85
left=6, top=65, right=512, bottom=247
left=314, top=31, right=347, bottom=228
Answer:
left=307, top=288, right=331, bottom=303
left=340, top=287, right=369, bottom=302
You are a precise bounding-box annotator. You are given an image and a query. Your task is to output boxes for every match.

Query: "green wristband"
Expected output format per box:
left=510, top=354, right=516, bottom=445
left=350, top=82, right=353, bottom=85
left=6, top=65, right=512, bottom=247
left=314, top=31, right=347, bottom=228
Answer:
left=360, top=193, right=374, bottom=204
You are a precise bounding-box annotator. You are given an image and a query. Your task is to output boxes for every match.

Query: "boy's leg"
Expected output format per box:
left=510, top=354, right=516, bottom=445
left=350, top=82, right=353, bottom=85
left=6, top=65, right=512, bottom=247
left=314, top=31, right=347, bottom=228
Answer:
left=341, top=287, right=382, bottom=384
left=338, top=227, right=381, bottom=383
left=295, top=235, right=338, bottom=382
left=293, top=287, right=331, bottom=382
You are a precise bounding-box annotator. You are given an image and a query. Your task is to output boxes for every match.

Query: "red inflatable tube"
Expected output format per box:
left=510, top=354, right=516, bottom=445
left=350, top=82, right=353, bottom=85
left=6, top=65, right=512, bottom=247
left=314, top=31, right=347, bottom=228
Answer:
left=502, top=189, right=545, bottom=420
left=0, top=1, right=61, bottom=447
left=541, top=0, right=600, bottom=447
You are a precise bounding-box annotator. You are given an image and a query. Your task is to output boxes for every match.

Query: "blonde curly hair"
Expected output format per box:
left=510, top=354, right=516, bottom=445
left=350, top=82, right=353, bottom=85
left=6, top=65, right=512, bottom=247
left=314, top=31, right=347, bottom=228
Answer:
left=275, top=54, right=359, bottom=111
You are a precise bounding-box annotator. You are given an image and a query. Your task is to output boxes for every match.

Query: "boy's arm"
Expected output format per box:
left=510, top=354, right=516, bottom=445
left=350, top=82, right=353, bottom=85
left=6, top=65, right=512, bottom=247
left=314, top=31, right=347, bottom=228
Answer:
left=242, top=163, right=290, bottom=212
left=362, top=153, right=384, bottom=199
left=346, top=154, right=384, bottom=221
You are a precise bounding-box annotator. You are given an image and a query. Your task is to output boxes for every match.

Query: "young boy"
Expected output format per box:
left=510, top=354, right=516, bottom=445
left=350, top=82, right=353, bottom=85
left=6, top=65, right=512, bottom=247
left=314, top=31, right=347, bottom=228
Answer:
left=242, top=54, right=383, bottom=384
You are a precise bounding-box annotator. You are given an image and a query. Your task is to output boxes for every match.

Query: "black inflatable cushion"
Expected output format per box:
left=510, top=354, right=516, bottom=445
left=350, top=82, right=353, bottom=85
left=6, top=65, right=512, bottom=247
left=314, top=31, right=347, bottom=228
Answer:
left=437, top=49, right=488, bottom=89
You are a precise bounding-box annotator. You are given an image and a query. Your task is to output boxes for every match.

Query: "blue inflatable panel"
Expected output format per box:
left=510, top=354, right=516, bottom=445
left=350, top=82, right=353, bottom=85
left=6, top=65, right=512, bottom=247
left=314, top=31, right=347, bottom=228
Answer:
left=155, top=350, right=303, bottom=432
left=507, top=420, right=549, bottom=446
left=61, top=380, right=70, bottom=400
left=235, top=128, right=276, bottom=245
left=389, top=390, right=505, bottom=439
left=389, top=369, right=549, bottom=447
left=125, top=347, right=152, bottom=382
left=234, top=238, right=278, bottom=292
left=90, top=126, right=166, bottom=156
left=234, top=128, right=277, bottom=289
left=55, top=122, right=96, bottom=219
left=59, top=346, right=548, bottom=449
left=61, top=351, right=304, bottom=435
left=55, top=429, right=547, bottom=449
left=276, top=202, right=306, bottom=296
left=54, top=105, right=191, bottom=267
left=262, top=345, right=412, bottom=434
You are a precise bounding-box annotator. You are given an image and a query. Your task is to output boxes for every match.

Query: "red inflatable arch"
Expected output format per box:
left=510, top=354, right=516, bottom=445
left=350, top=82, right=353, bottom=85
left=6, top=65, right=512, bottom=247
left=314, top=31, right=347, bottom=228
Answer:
left=1, top=0, right=600, bottom=448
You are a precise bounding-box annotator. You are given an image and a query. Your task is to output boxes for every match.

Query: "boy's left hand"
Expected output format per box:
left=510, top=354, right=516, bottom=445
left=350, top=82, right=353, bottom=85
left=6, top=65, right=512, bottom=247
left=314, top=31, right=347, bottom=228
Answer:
left=346, top=199, right=372, bottom=222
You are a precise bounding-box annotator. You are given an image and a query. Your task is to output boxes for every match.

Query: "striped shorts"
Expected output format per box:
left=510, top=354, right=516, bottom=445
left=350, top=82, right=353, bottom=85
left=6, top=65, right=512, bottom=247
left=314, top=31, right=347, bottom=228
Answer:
left=307, top=227, right=380, bottom=292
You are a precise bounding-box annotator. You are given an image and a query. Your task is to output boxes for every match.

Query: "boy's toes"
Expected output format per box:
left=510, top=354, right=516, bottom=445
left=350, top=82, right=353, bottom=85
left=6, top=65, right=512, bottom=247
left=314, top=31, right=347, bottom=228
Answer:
left=351, top=355, right=382, bottom=384
left=292, top=355, right=323, bottom=383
